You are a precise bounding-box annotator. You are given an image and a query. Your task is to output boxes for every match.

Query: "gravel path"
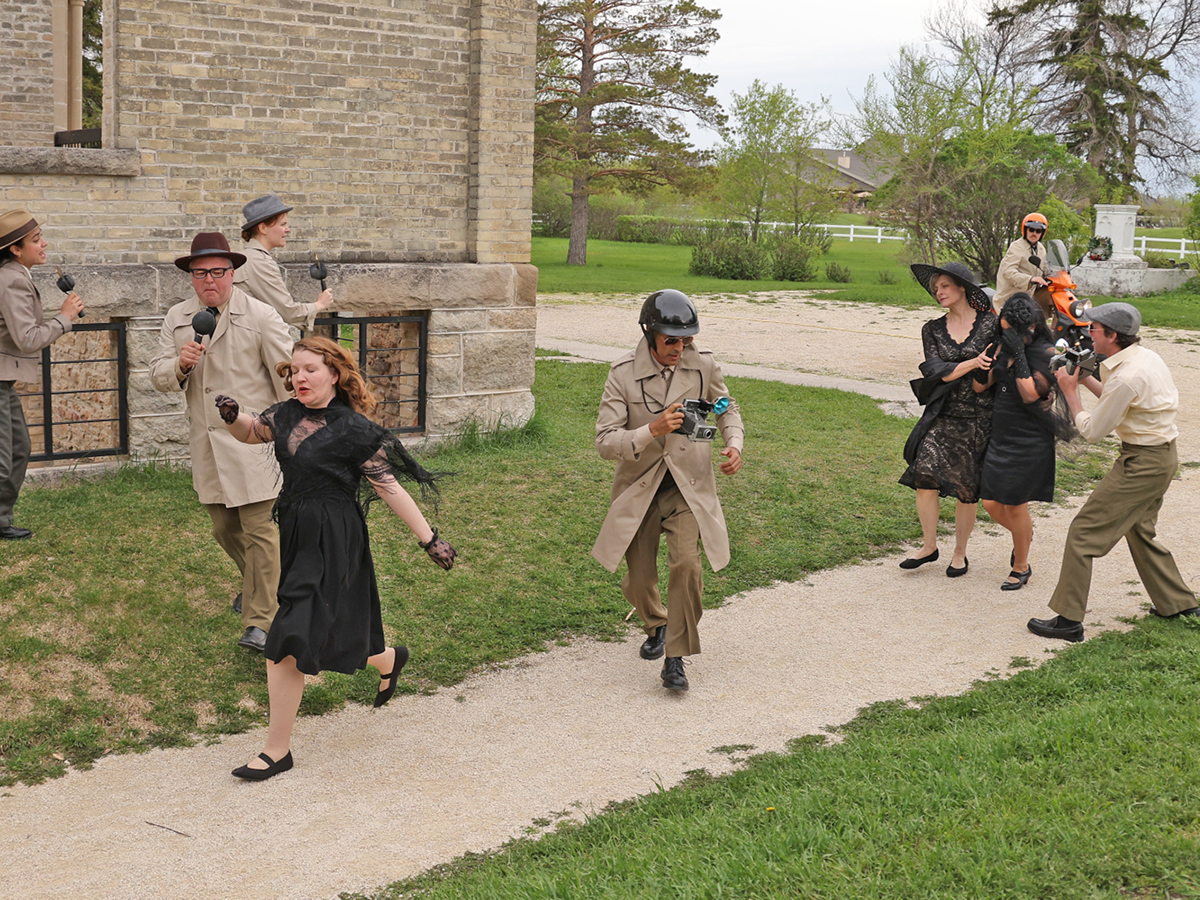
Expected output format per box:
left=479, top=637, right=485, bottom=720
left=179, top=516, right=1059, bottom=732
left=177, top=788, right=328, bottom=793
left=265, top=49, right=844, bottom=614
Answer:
left=4, top=291, right=1200, bottom=900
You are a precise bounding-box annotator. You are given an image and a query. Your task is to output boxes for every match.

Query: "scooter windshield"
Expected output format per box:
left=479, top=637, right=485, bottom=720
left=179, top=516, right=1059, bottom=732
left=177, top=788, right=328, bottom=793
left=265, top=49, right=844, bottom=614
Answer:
left=1044, top=239, right=1071, bottom=274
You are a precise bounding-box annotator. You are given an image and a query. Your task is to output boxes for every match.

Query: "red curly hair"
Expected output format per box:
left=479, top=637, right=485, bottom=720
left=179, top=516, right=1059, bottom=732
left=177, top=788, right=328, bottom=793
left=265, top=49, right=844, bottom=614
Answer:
left=276, top=335, right=377, bottom=416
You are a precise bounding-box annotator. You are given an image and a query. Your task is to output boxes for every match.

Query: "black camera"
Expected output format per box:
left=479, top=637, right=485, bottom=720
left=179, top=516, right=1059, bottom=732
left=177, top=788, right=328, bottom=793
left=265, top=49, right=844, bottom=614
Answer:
left=674, top=397, right=730, bottom=442
left=1050, top=339, right=1099, bottom=377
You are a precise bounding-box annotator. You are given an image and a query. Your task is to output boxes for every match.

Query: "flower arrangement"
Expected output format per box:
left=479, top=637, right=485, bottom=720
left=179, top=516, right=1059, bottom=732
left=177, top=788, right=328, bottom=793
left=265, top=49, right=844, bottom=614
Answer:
left=1087, top=235, right=1113, bottom=261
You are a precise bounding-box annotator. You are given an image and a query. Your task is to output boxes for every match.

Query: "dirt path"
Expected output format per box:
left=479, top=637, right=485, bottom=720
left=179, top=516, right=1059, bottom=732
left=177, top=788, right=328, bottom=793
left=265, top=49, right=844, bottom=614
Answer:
left=4, top=292, right=1200, bottom=900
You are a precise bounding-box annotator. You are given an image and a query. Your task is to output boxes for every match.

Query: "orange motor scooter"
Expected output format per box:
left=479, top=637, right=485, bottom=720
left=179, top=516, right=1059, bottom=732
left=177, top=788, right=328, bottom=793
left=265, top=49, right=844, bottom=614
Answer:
left=1037, top=239, right=1093, bottom=354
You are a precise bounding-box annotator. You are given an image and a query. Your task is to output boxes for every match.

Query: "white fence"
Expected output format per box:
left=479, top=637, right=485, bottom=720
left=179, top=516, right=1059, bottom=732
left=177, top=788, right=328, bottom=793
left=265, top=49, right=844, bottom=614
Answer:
left=1134, top=235, right=1198, bottom=256
left=813, top=224, right=1197, bottom=257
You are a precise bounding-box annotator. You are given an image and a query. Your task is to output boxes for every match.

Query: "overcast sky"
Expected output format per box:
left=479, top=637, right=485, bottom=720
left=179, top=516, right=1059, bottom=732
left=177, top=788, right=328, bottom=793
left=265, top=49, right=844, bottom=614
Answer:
left=689, top=0, right=943, bottom=147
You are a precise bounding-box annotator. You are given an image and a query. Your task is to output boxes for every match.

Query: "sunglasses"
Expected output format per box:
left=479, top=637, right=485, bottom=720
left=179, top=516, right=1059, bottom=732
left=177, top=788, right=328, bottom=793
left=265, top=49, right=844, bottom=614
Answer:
left=1025, top=226, right=1046, bottom=234
left=661, top=336, right=694, bottom=347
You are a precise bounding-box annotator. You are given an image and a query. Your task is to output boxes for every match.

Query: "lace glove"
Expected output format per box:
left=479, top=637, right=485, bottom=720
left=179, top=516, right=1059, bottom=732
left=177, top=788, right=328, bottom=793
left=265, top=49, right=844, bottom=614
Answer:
left=214, top=395, right=240, bottom=424
left=1000, top=329, right=1031, bottom=380
left=419, top=528, right=456, bottom=570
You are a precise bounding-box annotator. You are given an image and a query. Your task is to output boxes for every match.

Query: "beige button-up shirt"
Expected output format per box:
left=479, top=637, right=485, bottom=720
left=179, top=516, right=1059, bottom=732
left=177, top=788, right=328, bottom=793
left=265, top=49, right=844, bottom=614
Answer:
left=1075, top=344, right=1179, bottom=446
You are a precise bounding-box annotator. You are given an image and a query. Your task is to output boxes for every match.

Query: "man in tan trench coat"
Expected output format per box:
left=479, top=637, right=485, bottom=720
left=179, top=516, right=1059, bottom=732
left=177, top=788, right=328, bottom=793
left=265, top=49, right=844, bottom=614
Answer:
left=150, top=233, right=293, bottom=652
left=593, top=290, right=744, bottom=692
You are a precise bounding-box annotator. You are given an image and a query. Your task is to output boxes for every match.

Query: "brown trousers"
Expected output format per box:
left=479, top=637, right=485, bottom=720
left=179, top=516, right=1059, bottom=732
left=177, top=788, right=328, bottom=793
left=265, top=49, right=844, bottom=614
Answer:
left=1050, top=440, right=1196, bottom=621
left=206, top=499, right=280, bottom=632
left=0, top=382, right=30, bottom=527
left=621, top=482, right=704, bottom=658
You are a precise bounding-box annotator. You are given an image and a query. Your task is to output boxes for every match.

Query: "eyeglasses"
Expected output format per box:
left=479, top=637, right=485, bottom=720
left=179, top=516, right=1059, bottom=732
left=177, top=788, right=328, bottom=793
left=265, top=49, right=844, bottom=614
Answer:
left=190, top=266, right=233, bottom=280
left=662, top=336, right=694, bottom=347
left=1025, top=225, right=1046, bottom=234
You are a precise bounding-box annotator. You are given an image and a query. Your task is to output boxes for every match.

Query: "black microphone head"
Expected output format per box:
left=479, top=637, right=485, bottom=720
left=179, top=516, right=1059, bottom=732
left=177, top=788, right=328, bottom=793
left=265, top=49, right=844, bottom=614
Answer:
left=309, top=260, right=328, bottom=281
left=56, top=272, right=75, bottom=293
left=192, top=308, right=217, bottom=339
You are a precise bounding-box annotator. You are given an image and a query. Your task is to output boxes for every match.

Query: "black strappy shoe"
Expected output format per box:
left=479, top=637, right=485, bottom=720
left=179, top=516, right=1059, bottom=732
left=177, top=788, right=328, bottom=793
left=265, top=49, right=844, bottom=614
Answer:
left=1001, top=567, right=1032, bottom=591
left=232, top=751, right=293, bottom=781
left=374, top=646, right=410, bottom=708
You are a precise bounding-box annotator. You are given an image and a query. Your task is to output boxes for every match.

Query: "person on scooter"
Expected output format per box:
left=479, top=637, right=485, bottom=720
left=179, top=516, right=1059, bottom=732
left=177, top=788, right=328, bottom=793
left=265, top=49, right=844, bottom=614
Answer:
left=995, top=213, right=1052, bottom=316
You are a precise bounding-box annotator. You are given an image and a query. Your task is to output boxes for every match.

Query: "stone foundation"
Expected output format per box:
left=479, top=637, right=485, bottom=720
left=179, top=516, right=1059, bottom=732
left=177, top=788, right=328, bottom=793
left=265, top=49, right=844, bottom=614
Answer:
left=25, top=261, right=536, bottom=464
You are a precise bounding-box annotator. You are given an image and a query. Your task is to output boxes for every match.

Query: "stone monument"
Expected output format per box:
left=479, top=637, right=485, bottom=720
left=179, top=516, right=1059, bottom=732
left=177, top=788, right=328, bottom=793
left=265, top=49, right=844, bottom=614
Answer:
left=1072, top=203, right=1192, bottom=297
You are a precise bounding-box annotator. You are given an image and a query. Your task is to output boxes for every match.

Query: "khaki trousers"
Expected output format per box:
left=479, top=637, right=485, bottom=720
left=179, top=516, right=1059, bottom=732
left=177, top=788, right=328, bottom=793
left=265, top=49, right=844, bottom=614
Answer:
left=621, top=482, right=703, bottom=658
left=1050, top=440, right=1196, bottom=621
left=206, top=499, right=280, bottom=632
left=0, top=382, right=31, bottom=527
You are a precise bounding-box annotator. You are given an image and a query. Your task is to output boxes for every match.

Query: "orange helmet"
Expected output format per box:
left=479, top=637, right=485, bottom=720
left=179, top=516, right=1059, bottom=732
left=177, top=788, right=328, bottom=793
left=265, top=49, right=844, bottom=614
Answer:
left=1021, top=212, right=1048, bottom=235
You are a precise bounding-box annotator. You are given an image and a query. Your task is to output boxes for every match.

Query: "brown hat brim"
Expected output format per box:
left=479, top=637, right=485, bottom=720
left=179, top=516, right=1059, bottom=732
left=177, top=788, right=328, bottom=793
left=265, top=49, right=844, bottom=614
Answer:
left=910, top=263, right=993, bottom=313
left=0, top=215, right=38, bottom=252
left=174, top=249, right=248, bottom=272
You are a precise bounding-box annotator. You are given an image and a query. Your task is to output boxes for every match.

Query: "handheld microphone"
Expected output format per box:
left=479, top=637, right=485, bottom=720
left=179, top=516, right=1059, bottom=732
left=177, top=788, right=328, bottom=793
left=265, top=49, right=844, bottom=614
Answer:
left=55, top=267, right=83, bottom=319
left=310, top=255, right=329, bottom=291
left=191, top=308, right=217, bottom=344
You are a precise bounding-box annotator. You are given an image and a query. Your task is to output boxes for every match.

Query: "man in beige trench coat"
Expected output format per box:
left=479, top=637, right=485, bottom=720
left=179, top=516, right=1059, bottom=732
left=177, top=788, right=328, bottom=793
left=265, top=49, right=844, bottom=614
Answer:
left=593, top=290, right=744, bottom=692
left=150, top=233, right=293, bottom=652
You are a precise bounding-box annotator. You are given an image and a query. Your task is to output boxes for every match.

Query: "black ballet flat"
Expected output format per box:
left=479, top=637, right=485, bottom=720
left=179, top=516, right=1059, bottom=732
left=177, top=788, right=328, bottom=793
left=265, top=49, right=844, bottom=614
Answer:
left=946, top=558, right=969, bottom=578
left=899, top=549, right=939, bottom=570
left=1001, top=567, right=1032, bottom=591
left=232, top=751, right=293, bottom=781
left=374, top=646, right=410, bottom=708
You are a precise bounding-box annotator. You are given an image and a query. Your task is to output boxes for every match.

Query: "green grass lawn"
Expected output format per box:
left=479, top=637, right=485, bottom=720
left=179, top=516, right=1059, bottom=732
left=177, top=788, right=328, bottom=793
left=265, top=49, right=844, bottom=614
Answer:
left=533, top=237, right=1200, bottom=329
left=532, top=237, right=929, bottom=305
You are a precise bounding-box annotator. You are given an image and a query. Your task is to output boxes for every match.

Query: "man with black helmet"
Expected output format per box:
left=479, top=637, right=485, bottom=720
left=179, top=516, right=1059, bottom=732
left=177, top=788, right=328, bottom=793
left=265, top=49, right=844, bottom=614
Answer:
left=592, top=290, right=744, bottom=691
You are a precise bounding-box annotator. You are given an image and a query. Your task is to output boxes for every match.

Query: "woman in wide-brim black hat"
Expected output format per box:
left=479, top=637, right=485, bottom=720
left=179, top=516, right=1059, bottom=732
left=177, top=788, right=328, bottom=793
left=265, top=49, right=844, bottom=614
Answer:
left=898, top=262, right=999, bottom=578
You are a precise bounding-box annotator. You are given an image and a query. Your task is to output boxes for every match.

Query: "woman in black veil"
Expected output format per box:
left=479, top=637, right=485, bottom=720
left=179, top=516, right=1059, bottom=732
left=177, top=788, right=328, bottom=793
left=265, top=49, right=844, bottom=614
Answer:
left=975, top=292, right=1071, bottom=590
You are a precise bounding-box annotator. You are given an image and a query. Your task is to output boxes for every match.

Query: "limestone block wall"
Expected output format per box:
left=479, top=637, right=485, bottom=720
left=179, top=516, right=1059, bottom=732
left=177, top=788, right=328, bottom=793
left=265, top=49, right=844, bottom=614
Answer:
left=0, top=0, right=57, bottom=146
left=0, top=0, right=536, bottom=266
left=25, top=260, right=536, bottom=461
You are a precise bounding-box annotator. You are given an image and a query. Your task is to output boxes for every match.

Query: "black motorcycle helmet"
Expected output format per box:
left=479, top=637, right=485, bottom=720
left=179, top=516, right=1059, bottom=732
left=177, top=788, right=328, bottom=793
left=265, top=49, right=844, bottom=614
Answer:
left=639, top=289, right=699, bottom=344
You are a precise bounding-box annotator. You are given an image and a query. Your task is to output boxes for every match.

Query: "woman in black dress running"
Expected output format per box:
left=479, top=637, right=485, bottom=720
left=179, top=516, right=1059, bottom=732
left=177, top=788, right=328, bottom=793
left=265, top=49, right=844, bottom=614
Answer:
left=216, top=336, right=455, bottom=780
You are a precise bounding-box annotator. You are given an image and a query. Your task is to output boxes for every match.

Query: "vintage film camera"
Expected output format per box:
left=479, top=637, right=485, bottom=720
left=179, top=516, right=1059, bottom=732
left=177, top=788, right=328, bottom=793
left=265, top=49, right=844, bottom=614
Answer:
left=1049, top=339, right=1100, bottom=377
left=674, top=396, right=731, bottom=442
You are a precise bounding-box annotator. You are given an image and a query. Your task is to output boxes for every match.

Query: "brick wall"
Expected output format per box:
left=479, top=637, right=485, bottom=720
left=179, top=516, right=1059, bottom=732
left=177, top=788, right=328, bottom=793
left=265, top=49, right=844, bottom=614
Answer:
left=0, top=0, right=56, bottom=147
left=0, top=0, right=536, bottom=266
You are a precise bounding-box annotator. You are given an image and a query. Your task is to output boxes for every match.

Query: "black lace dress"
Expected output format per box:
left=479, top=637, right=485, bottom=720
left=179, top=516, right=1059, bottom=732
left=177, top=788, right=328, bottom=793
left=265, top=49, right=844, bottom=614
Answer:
left=250, top=398, right=435, bottom=676
left=978, top=337, right=1057, bottom=505
left=899, top=311, right=998, bottom=503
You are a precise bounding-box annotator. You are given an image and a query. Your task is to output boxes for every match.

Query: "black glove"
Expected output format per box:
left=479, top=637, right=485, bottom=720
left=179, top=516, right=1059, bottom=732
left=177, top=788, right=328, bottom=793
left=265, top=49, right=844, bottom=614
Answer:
left=1001, top=329, right=1032, bottom=380
left=214, top=395, right=240, bottom=424
left=419, top=528, right=456, bottom=570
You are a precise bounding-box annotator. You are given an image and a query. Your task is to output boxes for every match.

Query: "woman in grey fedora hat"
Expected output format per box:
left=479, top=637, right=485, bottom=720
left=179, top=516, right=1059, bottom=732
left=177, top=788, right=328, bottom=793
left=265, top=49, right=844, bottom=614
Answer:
left=235, top=194, right=333, bottom=331
left=899, top=262, right=999, bottom=577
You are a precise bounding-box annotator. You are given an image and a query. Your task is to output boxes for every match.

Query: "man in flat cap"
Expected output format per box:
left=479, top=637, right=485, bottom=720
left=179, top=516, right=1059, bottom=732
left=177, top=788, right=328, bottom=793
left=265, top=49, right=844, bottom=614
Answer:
left=150, top=233, right=293, bottom=651
left=1029, top=302, right=1200, bottom=642
left=0, top=209, right=84, bottom=539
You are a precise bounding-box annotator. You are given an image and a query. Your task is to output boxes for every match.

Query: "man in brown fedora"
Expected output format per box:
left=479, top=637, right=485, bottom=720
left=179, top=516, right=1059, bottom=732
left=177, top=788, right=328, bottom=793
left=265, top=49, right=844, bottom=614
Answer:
left=0, top=209, right=84, bottom=539
left=149, top=232, right=293, bottom=651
